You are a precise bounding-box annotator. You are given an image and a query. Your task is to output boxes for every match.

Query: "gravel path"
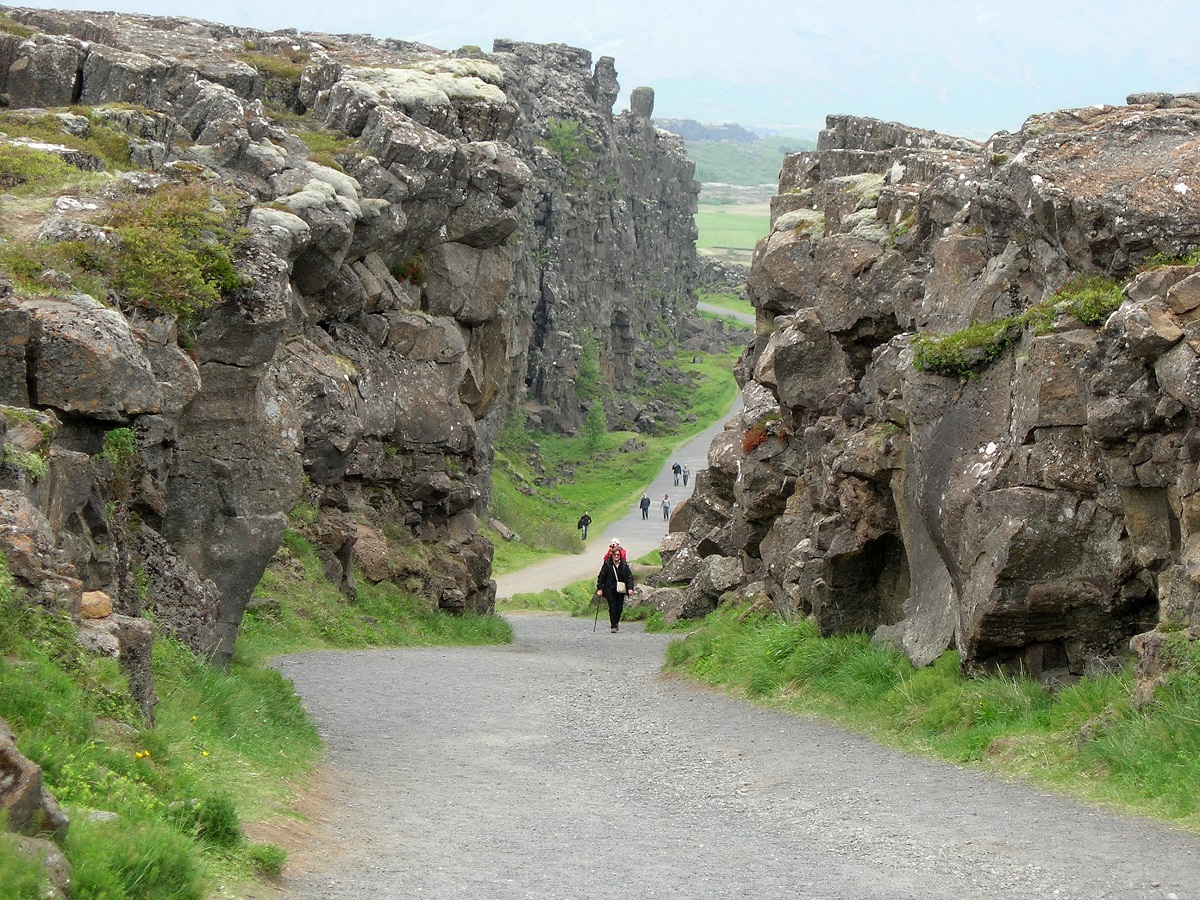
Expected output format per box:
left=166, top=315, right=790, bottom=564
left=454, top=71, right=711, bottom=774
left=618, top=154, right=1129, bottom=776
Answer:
left=272, top=614, right=1200, bottom=899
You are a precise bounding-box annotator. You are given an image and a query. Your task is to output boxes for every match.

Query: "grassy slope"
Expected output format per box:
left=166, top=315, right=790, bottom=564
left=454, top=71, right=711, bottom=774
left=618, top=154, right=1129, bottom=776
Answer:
left=695, top=204, right=771, bottom=252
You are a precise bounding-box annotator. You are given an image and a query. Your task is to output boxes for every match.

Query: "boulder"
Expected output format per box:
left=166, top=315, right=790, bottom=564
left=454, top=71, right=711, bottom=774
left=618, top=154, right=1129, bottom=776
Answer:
left=0, top=716, right=69, bottom=841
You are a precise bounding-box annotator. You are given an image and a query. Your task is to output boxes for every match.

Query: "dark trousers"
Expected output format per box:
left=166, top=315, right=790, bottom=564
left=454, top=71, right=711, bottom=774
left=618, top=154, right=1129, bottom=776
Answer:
left=641, top=507, right=648, bottom=519
left=607, top=593, right=624, bottom=628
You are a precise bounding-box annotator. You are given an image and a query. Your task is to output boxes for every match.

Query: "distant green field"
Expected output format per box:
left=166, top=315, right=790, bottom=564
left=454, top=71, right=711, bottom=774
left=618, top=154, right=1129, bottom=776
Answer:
left=695, top=203, right=771, bottom=251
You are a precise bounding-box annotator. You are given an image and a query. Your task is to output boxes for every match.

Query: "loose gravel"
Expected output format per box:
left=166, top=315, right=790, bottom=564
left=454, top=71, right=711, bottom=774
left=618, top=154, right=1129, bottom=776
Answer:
left=271, top=614, right=1200, bottom=900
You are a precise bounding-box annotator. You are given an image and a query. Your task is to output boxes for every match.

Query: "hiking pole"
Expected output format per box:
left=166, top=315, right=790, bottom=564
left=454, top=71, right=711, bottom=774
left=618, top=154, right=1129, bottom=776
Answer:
left=593, top=594, right=601, bottom=632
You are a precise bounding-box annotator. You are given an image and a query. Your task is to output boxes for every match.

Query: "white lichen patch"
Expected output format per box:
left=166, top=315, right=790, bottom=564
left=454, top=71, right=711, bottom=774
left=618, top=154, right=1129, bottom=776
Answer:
left=774, top=208, right=824, bottom=235
left=344, top=64, right=507, bottom=108
left=409, top=57, right=505, bottom=87
left=830, top=172, right=885, bottom=207
left=845, top=207, right=889, bottom=244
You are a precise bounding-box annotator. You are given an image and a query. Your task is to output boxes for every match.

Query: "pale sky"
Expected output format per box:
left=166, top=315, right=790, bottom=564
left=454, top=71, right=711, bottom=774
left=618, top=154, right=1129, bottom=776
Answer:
left=7, top=0, right=1200, bottom=140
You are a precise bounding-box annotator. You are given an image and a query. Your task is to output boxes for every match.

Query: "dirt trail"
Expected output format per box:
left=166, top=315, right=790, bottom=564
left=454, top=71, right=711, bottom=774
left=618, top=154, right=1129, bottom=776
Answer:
left=271, top=614, right=1200, bottom=899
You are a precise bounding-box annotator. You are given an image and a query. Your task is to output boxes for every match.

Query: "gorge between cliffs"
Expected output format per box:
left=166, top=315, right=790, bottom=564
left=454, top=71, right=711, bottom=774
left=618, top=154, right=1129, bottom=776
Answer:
left=2, top=4, right=1200, bottom=897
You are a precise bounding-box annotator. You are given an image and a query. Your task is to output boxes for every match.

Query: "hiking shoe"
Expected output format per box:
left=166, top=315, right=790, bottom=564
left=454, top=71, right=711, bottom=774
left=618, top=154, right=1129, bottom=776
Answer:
left=611, top=626, right=619, bottom=633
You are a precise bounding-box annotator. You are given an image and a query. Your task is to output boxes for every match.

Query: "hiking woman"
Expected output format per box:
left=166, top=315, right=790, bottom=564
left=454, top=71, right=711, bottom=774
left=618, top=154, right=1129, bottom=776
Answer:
left=595, top=539, right=634, bottom=633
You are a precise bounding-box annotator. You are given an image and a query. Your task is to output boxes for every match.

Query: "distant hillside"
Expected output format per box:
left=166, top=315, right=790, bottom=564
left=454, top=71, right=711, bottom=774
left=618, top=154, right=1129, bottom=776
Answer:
left=655, top=118, right=759, bottom=143
left=684, top=135, right=815, bottom=187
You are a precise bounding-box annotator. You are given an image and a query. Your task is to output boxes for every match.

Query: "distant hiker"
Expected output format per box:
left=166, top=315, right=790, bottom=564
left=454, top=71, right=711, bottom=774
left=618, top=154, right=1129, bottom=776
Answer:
left=639, top=492, right=651, bottom=520
left=661, top=493, right=671, bottom=521
left=596, top=539, right=635, bottom=633
left=576, top=510, right=592, bottom=540
left=672, top=461, right=682, bottom=485
left=682, top=464, right=690, bottom=487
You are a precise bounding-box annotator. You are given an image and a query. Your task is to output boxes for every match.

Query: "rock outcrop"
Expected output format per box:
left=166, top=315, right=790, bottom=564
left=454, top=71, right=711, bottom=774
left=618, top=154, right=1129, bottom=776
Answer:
left=671, top=97, right=1200, bottom=683
left=0, top=5, right=701, bottom=683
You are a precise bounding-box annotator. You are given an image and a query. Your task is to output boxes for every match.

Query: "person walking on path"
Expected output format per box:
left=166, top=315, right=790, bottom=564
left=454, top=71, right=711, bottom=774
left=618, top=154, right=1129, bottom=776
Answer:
left=595, top=539, right=634, bottom=632
left=682, top=464, right=689, bottom=487
left=639, top=492, right=651, bottom=520
left=576, top=510, right=592, bottom=540
left=661, top=493, right=671, bottom=521
left=671, top=461, right=682, bottom=485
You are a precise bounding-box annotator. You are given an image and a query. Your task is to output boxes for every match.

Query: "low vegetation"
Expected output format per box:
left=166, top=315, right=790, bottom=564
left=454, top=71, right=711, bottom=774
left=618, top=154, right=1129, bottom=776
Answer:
left=0, top=512, right=512, bottom=898
left=664, top=604, right=1200, bottom=834
left=540, top=118, right=593, bottom=174
left=912, top=275, right=1125, bottom=378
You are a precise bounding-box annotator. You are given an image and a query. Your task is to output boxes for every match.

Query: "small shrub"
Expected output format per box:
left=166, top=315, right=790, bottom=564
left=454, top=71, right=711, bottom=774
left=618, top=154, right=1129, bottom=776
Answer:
left=3, top=446, right=48, bottom=481
left=237, top=50, right=309, bottom=81
left=390, top=254, right=426, bottom=286
left=1053, top=275, right=1123, bottom=325
left=911, top=318, right=1020, bottom=378
left=100, top=427, right=139, bottom=479
left=248, top=842, right=287, bottom=879
left=583, top=403, right=606, bottom=452
left=196, top=791, right=242, bottom=848
left=101, top=182, right=246, bottom=318
left=0, top=144, right=80, bottom=193
left=541, top=118, right=593, bottom=171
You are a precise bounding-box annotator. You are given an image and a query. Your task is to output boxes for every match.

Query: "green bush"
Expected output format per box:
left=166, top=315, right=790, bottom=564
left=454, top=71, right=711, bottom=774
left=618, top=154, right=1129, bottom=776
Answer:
left=1054, top=275, right=1124, bottom=326
left=196, top=792, right=242, bottom=848
left=0, top=181, right=246, bottom=318
left=102, top=183, right=245, bottom=317
left=248, top=842, right=286, bottom=879
left=911, top=318, right=1019, bottom=378
left=912, top=275, right=1124, bottom=377
left=541, top=118, right=593, bottom=171
left=0, top=144, right=80, bottom=194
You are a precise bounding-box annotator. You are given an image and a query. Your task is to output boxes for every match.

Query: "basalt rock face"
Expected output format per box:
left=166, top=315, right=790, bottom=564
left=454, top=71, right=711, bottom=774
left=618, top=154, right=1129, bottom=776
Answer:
left=675, top=98, right=1200, bottom=681
left=489, top=41, right=700, bottom=438
left=0, top=7, right=699, bottom=674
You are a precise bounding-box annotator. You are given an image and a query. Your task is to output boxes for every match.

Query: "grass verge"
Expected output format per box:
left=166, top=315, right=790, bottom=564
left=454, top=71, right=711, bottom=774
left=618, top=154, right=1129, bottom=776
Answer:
left=697, top=289, right=754, bottom=320
left=664, top=604, right=1200, bottom=834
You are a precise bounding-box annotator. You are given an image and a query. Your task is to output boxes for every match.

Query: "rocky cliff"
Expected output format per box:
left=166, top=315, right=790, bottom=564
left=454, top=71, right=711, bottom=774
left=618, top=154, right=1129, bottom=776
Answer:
left=0, top=6, right=699, bottom=679
left=663, top=96, right=1200, bottom=686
